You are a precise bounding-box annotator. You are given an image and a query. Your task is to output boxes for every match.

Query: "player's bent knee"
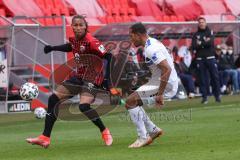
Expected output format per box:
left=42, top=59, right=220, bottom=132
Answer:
left=80, top=94, right=95, bottom=104
left=125, top=97, right=137, bottom=109
left=79, top=103, right=91, bottom=112
left=125, top=92, right=142, bottom=109
left=48, top=94, right=60, bottom=108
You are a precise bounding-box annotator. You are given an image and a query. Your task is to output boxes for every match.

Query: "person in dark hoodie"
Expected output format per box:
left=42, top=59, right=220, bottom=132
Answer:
left=192, top=17, right=221, bottom=104
left=235, top=53, right=240, bottom=89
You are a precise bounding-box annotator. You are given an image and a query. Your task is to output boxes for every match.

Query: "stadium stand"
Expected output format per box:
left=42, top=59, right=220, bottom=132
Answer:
left=0, top=0, right=239, bottom=26
left=224, top=0, right=240, bottom=16
left=195, top=0, right=227, bottom=15
left=2, top=0, right=43, bottom=17
left=163, top=0, right=203, bottom=20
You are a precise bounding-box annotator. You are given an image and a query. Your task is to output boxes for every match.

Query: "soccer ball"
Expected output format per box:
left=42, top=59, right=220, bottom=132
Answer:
left=19, top=82, right=39, bottom=100
left=34, top=107, right=46, bottom=119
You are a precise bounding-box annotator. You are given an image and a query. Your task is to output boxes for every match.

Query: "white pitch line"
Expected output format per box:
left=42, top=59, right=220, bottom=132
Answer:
left=160, top=104, right=239, bottom=113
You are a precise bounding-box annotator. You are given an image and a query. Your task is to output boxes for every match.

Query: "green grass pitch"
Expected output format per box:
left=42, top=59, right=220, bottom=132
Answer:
left=0, top=95, right=240, bottom=160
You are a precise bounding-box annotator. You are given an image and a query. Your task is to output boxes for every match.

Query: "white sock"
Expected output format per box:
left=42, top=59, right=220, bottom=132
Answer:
left=128, top=107, right=147, bottom=139
left=140, top=106, right=156, bottom=133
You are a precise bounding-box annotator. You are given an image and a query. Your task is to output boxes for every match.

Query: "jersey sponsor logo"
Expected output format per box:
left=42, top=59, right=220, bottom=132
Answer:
left=146, top=39, right=151, bottom=47
left=98, top=44, right=106, bottom=53
left=145, top=57, right=153, bottom=65
left=80, top=45, right=86, bottom=53
left=152, top=52, right=158, bottom=62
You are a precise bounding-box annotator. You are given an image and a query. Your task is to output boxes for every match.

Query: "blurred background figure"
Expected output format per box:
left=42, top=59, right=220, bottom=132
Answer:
left=174, top=47, right=195, bottom=98
left=215, top=44, right=239, bottom=94
left=235, top=53, right=240, bottom=90
left=128, top=47, right=141, bottom=70
left=177, top=45, right=192, bottom=68
left=192, top=17, right=221, bottom=104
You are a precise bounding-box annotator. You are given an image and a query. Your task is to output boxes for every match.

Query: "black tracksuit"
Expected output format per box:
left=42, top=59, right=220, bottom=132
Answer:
left=192, top=27, right=220, bottom=101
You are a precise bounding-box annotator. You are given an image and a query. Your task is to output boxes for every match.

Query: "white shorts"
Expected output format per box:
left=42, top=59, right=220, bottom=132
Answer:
left=136, top=78, right=178, bottom=105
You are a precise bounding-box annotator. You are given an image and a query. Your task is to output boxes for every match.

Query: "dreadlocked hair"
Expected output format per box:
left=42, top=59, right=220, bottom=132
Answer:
left=72, top=14, right=88, bottom=32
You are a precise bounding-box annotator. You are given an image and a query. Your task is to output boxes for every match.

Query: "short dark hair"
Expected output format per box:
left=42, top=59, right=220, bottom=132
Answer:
left=130, top=22, right=147, bottom=34
left=198, top=17, right=206, bottom=22
left=72, top=14, right=88, bottom=30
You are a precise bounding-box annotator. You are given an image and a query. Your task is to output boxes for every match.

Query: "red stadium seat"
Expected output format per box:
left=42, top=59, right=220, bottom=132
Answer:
left=59, top=8, right=69, bottom=16
left=0, top=8, right=6, bottom=16
left=163, top=15, right=170, bottom=22
left=105, top=0, right=113, bottom=6
left=112, top=0, right=121, bottom=7
left=0, top=18, right=8, bottom=25
left=51, top=8, right=60, bottom=16
left=128, top=8, right=136, bottom=16
left=114, top=16, right=122, bottom=22
left=214, top=38, right=222, bottom=45
left=119, top=0, right=129, bottom=8
left=43, top=8, right=52, bottom=16
left=35, top=0, right=45, bottom=7
left=53, top=17, right=62, bottom=25
left=120, top=8, right=128, bottom=16
left=177, top=15, right=185, bottom=21
left=122, top=15, right=131, bottom=22
left=106, top=16, right=115, bottom=23
left=98, top=16, right=107, bottom=23
left=45, top=18, right=54, bottom=26
left=52, top=0, right=64, bottom=8
left=105, top=5, right=112, bottom=16
left=170, top=15, right=178, bottom=22
left=44, top=0, right=54, bottom=8
left=112, top=7, right=120, bottom=16
left=97, top=0, right=106, bottom=6
left=225, top=15, right=236, bottom=21
left=38, top=4, right=44, bottom=11
left=155, top=16, right=163, bottom=22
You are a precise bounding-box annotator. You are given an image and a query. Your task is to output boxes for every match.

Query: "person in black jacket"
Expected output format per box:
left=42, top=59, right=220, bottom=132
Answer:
left=235, top=53, right=240, bottom=90
left=192, top=17, right=221, bottom=104
left=216, top=45, right=239, bottom=93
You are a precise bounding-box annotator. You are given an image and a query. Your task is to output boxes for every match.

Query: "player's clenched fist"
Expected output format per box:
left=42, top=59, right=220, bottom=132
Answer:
left=44, top=45, right=53, bottom=54
left=155, top=95, right=164, bottom=107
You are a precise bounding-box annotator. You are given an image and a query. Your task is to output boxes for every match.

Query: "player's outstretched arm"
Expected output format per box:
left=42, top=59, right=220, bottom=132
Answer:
left=44, top=43, right=72, bottom=54
left=102, top=52, right=113, bottom=90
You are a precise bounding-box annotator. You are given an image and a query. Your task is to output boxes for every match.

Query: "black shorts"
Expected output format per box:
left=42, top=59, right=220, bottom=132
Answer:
left=62, top=77, right=100, bottom=97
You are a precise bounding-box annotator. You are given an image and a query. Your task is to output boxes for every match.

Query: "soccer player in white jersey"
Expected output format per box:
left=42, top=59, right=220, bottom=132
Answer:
left=126, top=22, right=178, bottom=148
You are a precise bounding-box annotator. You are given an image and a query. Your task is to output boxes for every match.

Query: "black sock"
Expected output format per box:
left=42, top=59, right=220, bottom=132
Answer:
left=43, top=94, right=60, bottom=137
left=79, top=103, right=106, bottom=132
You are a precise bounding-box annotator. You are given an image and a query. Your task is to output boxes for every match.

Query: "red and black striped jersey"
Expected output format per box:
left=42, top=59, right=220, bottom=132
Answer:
left=69, top=33, right=107, bottom=85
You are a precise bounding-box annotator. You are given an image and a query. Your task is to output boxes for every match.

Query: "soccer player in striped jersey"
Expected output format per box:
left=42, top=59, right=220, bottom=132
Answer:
left=26, top=15, right=113, bottom=148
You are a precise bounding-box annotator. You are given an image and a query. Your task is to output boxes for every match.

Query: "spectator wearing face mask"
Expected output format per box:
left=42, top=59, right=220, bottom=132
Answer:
left=174, top=55, right=195, bottom=98
left=216, top=45, right=239, bottom=94
left=234, top=53, right=240, bottom=90
left=215, top=45, right=229, bottom=93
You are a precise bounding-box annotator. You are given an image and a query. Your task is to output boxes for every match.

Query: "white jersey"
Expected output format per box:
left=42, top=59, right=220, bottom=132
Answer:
left=143, top=37, right=178, bottom=83
left=136, top=37, right=178, bottom=104
left=135, top=37, right=178, bottom=104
